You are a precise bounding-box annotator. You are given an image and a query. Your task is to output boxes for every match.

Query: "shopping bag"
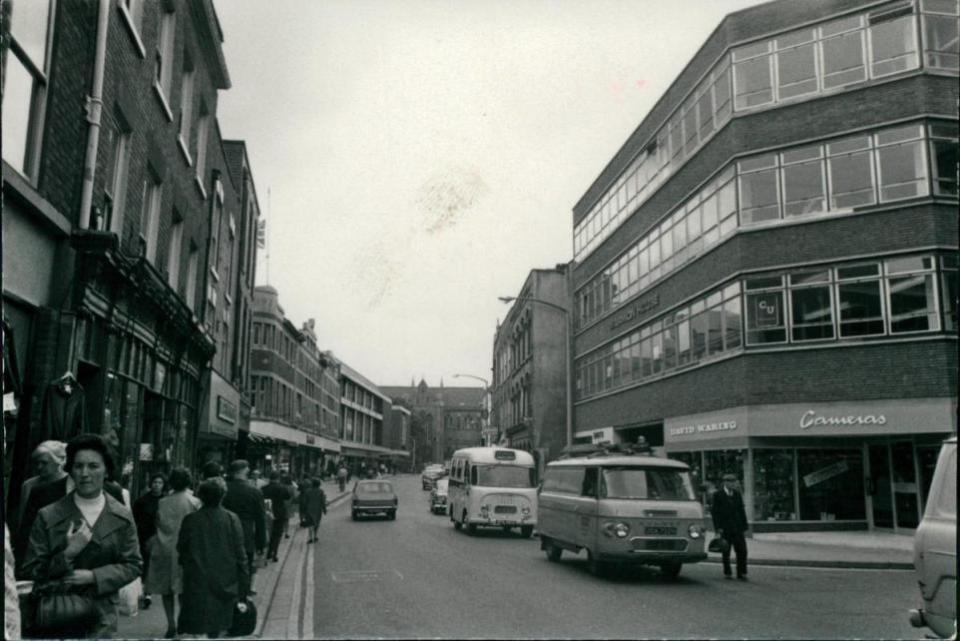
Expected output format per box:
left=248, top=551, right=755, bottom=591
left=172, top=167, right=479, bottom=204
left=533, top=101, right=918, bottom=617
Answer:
left=707, top=537, right=730, bottom=554
left=227, top=597, right=257, bottom=637
left=118, top=576, right=142, bottom=616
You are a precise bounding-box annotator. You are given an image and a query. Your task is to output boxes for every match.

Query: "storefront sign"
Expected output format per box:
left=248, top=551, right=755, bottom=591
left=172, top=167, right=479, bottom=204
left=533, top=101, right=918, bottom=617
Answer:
left=802, top=460, right=848, bottom=487
left=217, top=396, right=237, bottom=424
left=610, top=293, right=660, bottom=329
left=753, top=293, right=780, bottom=327
left=799, top=411, right=886, bottom=430
left=668, top=420, right=738, bottom=437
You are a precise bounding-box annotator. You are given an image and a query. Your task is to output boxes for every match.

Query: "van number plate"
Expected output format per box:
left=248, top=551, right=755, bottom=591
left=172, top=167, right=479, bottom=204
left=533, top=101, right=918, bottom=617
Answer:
left=644, top=526, right=677, bottom=535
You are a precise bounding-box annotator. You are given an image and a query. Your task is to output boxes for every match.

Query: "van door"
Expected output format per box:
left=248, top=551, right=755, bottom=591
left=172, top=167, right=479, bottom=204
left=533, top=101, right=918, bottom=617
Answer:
left=577, top=467, right=600, bottom=552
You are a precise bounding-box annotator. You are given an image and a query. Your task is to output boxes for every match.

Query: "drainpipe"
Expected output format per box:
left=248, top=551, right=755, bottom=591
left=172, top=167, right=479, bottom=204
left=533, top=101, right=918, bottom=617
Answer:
left=78, top=0, right=112, bottom=230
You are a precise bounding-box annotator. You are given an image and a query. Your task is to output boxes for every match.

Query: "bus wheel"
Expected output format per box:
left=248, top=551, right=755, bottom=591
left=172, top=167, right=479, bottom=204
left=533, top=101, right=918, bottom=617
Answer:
left=520, top=525, right=534, bottom=538
left=545, top=540, right=562, bottom=562
left=659, top=562, right=682, bottom=580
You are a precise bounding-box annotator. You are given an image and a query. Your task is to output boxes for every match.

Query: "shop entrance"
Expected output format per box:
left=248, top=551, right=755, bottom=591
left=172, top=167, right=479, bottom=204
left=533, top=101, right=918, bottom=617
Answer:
left=867, top=440, right=924, bottom=532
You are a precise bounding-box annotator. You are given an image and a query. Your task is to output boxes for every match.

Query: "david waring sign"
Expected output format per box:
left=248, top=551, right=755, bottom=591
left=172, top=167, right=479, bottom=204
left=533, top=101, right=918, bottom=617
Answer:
left=800, top=411, right=887, bottom=430
left=669, top=420, right=737, bottom=437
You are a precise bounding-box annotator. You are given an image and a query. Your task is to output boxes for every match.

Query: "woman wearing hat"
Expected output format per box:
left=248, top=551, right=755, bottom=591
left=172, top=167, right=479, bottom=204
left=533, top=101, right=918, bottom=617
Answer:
left=710, top=473, right=749, bottom=580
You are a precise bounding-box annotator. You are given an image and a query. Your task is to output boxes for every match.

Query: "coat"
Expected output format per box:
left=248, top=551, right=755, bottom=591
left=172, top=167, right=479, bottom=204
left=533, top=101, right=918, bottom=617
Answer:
left=22, top=491, right=142, bottom=638
left=262, top=482, right=293, bottom=521
left=711, top=488, right=749, bottom=535
left=222, top=478, right=267, bottom=555
left=176, top=506, right=249, bottom=635
left=39, top=381, right=86, bottom=442
left=131, top=492, right=161, bottom=551
left=299, top=487, right=327, bottom=526
left=146, top=491, right=200, bottom=595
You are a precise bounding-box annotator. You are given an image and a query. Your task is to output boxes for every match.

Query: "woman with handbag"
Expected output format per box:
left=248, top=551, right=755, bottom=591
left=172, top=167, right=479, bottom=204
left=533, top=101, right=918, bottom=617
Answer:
left=21, top=433, right=142, bottom=638
left=177, top=478, right=250, bottom=639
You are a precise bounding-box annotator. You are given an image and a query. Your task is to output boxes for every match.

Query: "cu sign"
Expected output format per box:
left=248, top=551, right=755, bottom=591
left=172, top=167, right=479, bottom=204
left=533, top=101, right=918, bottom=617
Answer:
left=754, top=293, right=780, bottom=327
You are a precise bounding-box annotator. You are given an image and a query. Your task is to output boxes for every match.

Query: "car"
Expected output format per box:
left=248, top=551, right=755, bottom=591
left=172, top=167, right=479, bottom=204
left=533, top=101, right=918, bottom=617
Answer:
left=909, top=436, right=956, bottom=639
left=430, top=478, right=449, bottom=514
left=422, top=463, right=446, bottom=490
left=351, top=480, right=398, bottom=520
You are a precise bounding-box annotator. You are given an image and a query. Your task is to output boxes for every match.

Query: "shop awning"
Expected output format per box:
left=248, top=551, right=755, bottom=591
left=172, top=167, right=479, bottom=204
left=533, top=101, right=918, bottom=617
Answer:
left=250, top=420, right=341, bottom=453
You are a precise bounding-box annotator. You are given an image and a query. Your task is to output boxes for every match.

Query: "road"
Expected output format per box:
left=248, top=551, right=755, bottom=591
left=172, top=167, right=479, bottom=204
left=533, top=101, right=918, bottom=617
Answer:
left=279, top=474, right=923, bottom=639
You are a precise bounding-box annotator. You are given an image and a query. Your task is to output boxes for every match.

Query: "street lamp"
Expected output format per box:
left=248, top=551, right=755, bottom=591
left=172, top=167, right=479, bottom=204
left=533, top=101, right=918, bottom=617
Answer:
left=498, top=295, right=573, bottom=452
left=453, top=373, right=494, bottom=446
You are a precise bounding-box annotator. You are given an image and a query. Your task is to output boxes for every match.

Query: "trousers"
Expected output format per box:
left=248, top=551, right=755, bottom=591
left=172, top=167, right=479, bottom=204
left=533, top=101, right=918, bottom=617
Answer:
left=721, top=531, right=748, bottom=577
left=268, top=517, right=285, bottom=559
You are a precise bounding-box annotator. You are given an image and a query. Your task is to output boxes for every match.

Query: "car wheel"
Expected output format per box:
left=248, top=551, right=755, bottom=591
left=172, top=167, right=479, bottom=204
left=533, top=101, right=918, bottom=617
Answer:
left=520, top=525, right=534, bottom=538
left=659, top=562, right=682, bottom=580
left=351, top=511, right=358, bottom=521
left=545, top=540, right=562, bottom=562
left=388, top=510, right=397, bottom=520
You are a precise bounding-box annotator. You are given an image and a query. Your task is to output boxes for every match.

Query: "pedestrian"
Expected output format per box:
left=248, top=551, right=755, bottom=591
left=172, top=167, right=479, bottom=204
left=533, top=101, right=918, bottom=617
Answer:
left=21, top=433, right=142, bottom=638
left=221, top=459, right=267, bottom=593
left=201, top=460, right=226, bottom=491
left=146, top=467, right=201, bottom=638
left=282, top=474, right=298, bottom=539
left=711, top=473, right=749, bottom=581
left=336, top=464, right=347, bottom=492
left=261, top=472, right=292, bottom=562
left=248, top=469, right=262, bottom=487
left=16, top=440, right=71, bottom=529
left=131, top=472, right=167, bottom=610
left=176, top=479, right=250, bottom=639
left=299, top=478, right=327, bottom=543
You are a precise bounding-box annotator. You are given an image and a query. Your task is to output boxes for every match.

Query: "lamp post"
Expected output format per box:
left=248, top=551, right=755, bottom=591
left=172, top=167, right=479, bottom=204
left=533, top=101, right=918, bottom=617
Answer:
left=497, top=295, right=573, bottom=453
left=453, top=373, right=493, bottom=446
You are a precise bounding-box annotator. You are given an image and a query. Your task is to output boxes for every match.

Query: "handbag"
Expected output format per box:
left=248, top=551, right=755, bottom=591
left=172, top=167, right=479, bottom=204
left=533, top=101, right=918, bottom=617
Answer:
left=708, top=537, right=730, bottom=554
left=227, top=597, right=257, bottom=637
left=118, top=576, right=142, bottom=616
left=30, top=582, right=99, bottom=637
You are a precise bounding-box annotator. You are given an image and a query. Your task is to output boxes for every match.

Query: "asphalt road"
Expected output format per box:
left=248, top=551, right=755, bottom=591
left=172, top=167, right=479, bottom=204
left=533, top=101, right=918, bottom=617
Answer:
left=306, top=474, right=923, bottom=639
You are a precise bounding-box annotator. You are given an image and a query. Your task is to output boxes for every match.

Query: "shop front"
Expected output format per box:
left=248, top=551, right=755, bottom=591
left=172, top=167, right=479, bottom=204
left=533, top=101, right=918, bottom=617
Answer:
left=665, top=397, right=955, bottom=533
left=196, top=371, right=241, bottom=474
left=250, top=419, right=339, bottom=478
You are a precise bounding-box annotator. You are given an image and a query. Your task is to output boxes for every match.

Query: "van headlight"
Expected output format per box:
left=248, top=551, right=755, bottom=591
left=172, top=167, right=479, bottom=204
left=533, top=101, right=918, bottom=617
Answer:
left=480, top=505, right=490, bottom=518
left=603, top=522, right=630, bottom=538
left=688, top=524, right=703, bottom=539
left=521, top=506, right=531, bottom=515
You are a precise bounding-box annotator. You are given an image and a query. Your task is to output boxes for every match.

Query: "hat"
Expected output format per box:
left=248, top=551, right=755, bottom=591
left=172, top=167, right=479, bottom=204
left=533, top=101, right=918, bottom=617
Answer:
left=722, top=473, right=737, bottom=481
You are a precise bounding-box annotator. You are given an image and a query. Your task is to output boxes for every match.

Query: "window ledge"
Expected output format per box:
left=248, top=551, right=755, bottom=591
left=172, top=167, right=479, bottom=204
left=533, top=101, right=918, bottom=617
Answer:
left=177, top=135, right=193, bottom=166
left=209, top=266, right=220, bottom=282
left=194, top=175, right=207, bottom=200
left=152, top=82, right=174, bottom=122
left=117, top=3, right=147, bottom=59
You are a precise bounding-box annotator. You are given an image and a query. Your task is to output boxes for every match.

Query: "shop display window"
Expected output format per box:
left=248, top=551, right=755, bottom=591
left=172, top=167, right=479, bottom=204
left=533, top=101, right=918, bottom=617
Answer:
left=753, top=449, right=797, bottom=521
left=797, top=449, right=866, bottom=520
left=704, top=449, right=745, bottom=494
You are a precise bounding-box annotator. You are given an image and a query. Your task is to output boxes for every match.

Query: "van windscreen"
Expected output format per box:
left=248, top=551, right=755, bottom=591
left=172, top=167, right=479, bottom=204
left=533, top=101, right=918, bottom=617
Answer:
left=476, top=465, right=536, bottom=488
left=600, top=466, right=695, bottom=500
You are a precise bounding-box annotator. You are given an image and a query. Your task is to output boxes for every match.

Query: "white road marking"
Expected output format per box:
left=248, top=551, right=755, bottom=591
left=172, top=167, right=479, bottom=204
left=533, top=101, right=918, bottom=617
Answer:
left=302, top=541, right=315, bottom=639
left=286, top=540, right=304, bottom=639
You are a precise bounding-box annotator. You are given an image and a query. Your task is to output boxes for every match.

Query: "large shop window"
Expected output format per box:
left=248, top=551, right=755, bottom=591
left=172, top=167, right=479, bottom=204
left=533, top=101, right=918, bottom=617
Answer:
left=704, top=450, right=746, bottom=493
left=754, top=450, right=797, bottom=522
left=798, top=449, right=866, bottom=520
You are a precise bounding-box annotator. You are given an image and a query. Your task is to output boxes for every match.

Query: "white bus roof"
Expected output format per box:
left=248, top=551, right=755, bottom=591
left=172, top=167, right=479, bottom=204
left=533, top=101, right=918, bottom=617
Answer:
left=451, top=447, right=535, bottom=465
left=548, top=455, right=689, bottom=469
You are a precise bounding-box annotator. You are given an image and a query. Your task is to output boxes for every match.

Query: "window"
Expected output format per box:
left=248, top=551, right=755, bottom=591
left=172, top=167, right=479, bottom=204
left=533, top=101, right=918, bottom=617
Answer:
left=781, top=145, right=826, bottom=216
left=869, top=11, right=920, bottom=77
left=820, top=17, right=867, bottom=88
left=941, top=255, right=958, bottom=330
left=155, top=8, right=177, bottom=103
left=776, top=29, right=819, bottom=100
left=2, top=0, right=52, bottom=181
left=177, top=54, right=195, bottom=161
left=103, top=118, right=132, bottom=234
left=746, top=277, right=787, bottom=344
left=733, top=41, right=774, bottom=109
left=876, top=125, right=928, bottom=201
left=921, top=0, right=960, bottom=70
left=600, top=466, right=696, bottom=501
left=886, top=256, right=939, bottom=333
left=167, top=213, right=183, bottom=288
left=836, top=264, right=884, bottom=336
left=140, top=172, right=162, bottom=262
left=827, top=135, right=875, bottom=209
left=184, top=242, right=199, bottom=311
left=738, top=154, right=780, bottom=224
left=929, top=122, right=959, bottom=195
left=195, top=104, right=211, bottom=184
left=789, top=270, right=835, bottom=341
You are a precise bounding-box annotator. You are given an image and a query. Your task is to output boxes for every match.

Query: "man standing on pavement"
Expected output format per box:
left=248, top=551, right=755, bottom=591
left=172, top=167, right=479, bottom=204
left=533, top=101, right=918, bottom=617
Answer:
left=711, top=473, right=749, bottom=580
left=261, top=471, right=293, bottom=562
left=222, top=460, right=267, bottom=592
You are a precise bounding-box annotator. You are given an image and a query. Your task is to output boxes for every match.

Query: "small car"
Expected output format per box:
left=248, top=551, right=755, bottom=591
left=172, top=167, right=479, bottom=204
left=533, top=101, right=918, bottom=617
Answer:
left=351, top=480, right=398, bottom=520
left=421, top=464, right=446, bottom=490
left=909, top=436, right=956, bottom=639
left=430, top=478, right=449, bottom=514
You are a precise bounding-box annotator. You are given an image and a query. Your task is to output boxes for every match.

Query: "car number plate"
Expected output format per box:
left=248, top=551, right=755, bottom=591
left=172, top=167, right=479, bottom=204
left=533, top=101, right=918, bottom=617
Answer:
left=644, top=526, right=677, bottom=535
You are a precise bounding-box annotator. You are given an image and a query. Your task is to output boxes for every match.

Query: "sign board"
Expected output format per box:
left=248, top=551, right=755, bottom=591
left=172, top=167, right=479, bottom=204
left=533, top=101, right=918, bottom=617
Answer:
left=802, top=460, right=848, bottom=487
left=753, top=293, right=781, bottom=327
left=217, top=396, right=237, bottom=424
left=139, top=444, right=154, bottom=461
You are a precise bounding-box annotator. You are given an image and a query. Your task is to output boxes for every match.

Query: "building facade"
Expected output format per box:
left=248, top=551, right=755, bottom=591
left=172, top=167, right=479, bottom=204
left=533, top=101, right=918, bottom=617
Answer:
left=382, top=380, right=485, bottom=462
left=246, top=286, right=340, bottom=477
left=385, top=404, right=413, bottom=471
left=491, top=266, right=570, bottom=469
left=2, top=0, right=252, bottom=507
left=338, top=363, right=403, bottom=472
left=570, top=0, right=958, bottom=533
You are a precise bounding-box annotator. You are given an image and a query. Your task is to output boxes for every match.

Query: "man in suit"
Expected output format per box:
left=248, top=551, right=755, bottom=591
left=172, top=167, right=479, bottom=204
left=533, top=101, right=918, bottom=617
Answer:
left=261, top=471, right=292, bottom=562
left=711, top=473, right=749, bottom=580
left=221, top=460, right=267, bottom=591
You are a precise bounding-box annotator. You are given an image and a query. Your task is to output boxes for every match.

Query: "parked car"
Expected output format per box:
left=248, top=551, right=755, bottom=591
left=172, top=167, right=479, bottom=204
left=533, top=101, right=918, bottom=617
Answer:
left=909, top=436, right=956, bottom=639
left=422, top=464, right=446, bottom=490
left=352, top=480, right=398, bottom=520
left=430, top=478, right=449, bottom=514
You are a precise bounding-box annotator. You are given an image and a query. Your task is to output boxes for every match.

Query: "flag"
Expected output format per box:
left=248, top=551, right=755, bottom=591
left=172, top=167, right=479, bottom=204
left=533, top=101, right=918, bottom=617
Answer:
left=256, top=219, right=266, bottom=249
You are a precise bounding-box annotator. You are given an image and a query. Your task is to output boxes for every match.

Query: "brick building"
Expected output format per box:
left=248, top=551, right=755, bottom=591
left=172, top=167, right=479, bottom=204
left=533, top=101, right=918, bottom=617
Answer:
left=2, top=0, right=260, bottom=505
left=492, top=265, right=570, bottom=470
left=570, top=0, right=957, bottom=533
left=246, top=286, right=341, bottom=477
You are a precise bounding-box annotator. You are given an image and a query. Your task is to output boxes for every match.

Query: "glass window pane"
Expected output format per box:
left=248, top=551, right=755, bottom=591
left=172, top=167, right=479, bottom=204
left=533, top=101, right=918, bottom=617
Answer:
left=734, top=55, right=773, bottom=109
left=822, top=31, right=867, bottom=88
left=777, top=43, right=818, bottom=99
left=1, top=57, right=35, bottom=175
left=707, top=305, right=724, bottom=355
left=697, top=88, right=714, bottom=139
left=941, top=269, right=958, bottom=330
left=791, top=285, right=835, bottom=341
left=739, top=169, right=780, bottom=224
left=829, top=150, right=875, bottom=208
left=797, top=450, right=865, bottom=520
left=754, top=450, right=797, bottom=522
left=931, top=139, right=959, bottom=195
left=838, top=280, right=885, bottom=336
left=923, top=14, right=960, bottom=70
left=870, top=15, right=919, bottom=77
left=889, top=274, right=938, bottom=332
left=878, top=140, right=929, bottom=201
left=724, top=297, right=743, bottom=349
left=783, top=160, right=826, bottom=215
left=822, top=15, right=864, bottom=38
left=714, top=65, right=732, bottom=121
left=691, top=313, right=708, bottom=361
left=663, top=324, right=678, bottom=371
left=10, top=0, right=50, bottom=66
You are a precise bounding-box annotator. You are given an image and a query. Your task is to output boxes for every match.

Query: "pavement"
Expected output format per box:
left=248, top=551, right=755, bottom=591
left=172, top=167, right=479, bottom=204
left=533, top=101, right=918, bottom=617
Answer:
left=116, top=476, right=353, bottom=640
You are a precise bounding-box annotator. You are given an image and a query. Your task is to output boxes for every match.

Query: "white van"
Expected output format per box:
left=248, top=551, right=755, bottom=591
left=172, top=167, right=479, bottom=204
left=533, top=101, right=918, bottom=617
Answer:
left=537, top=446, right=706, bottom=578
left=448, top=447, right=538, bottom=537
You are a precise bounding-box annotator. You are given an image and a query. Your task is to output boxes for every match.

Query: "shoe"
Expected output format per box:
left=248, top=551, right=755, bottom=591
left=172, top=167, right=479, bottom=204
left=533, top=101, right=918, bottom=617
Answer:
left=142, top=595, right=151, bottom=610
left=248, top=589, right=257, bottom=596
left=270, top=556, right=279, bottom=562
left=163, top=629, right=176, bottom=638
left=737, top=575, right=748, bottom=581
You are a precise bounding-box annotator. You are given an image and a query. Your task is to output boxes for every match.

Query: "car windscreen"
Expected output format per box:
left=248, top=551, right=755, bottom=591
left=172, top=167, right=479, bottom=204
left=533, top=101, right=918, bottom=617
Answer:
left=476, top=465, right=536, bottom=488
left=600, top=466, right=695, bottom=500
left=357, top=482, right=393, bottom=494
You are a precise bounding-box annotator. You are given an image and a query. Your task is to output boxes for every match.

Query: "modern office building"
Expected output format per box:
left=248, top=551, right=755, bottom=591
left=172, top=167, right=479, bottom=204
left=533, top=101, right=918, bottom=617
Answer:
left=491, top=266, right=571, bottom=469
left=570, top=0, right=957, bottom=532
left=338, top=363, right=405, bottom=471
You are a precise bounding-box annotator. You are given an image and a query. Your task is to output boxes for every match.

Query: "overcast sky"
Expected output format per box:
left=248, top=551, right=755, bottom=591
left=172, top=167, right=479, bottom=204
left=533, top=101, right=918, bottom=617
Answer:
left=214, top=0, right=765, bottom=388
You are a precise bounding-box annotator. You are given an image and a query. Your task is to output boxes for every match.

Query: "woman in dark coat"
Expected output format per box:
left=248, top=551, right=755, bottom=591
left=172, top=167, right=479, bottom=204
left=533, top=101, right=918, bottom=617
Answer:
left=299, top=478, right=327, bottom=543
left=131, top=472, right=167, bottom=609
left=177, top=478, right=250, bottom=638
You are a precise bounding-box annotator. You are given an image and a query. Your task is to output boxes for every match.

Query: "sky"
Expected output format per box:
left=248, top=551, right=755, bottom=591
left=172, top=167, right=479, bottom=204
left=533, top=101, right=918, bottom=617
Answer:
left=214, top=0, right=766, bottom=388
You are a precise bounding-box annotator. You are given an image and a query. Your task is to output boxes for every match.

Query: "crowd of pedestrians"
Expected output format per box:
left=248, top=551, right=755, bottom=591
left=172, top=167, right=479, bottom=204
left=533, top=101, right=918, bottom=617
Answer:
left=4, top=432, right=331, bottom=639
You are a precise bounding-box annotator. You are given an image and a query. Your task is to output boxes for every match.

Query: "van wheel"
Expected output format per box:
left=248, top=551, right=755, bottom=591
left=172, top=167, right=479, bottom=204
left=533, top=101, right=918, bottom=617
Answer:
left=545, top=540, right=562, bottom=562
left=520, top=525, right=534, bottom=538
left=466, top=522, right=477, bottom=536
left=660, top=562, right=682, bottom=580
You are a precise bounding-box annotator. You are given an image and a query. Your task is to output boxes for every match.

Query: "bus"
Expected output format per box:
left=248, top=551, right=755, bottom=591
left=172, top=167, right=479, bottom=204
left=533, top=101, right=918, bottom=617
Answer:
left=448, top=447, right=538, bottom=537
